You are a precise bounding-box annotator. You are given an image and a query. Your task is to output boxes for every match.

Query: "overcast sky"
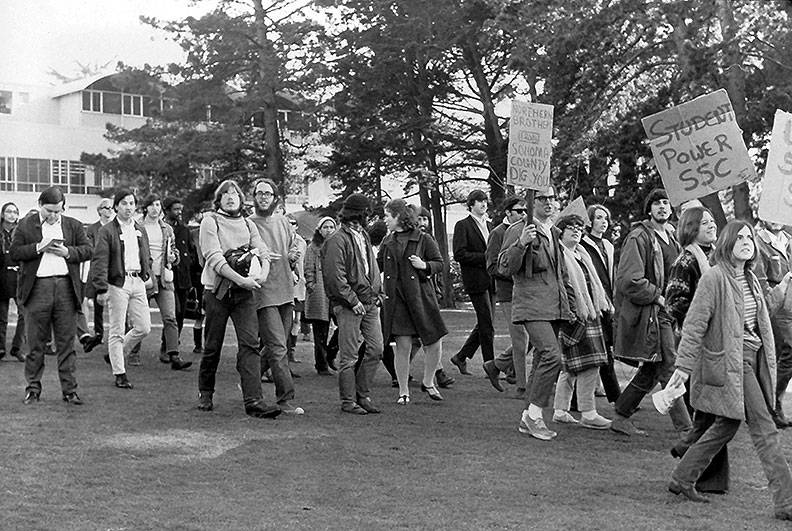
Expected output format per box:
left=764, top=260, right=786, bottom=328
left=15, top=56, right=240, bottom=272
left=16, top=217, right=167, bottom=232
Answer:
left=0, top=0, right=212, bottom=85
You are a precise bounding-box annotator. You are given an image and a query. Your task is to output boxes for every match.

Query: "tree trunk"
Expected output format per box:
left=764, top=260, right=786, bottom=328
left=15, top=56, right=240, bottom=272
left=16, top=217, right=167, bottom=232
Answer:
left=460, top=40, right=507, bottom=207
left=253, top=0, right=285, bottom=188
left=716, top=0, right=752, bottom=221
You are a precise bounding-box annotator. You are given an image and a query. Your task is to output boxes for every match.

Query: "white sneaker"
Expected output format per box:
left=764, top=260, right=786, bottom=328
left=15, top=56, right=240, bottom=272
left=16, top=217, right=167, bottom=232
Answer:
left=581, top=413, right=611, bottom=430
left=396, top=395, right=410, bottom=405
left=552, top=411, right=580, bottom=424
left=518, top=412, right=557, bottom=440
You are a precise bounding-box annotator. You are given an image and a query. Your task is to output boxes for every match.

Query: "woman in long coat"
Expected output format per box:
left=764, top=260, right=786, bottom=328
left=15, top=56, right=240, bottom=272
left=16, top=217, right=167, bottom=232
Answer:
left=667, top=220, right=792, bottom=521
left=304, top=216, right=336, bottom=375
left=0, top=202, right=25, bottom=361
left=378, top=199, right=448, bottom=404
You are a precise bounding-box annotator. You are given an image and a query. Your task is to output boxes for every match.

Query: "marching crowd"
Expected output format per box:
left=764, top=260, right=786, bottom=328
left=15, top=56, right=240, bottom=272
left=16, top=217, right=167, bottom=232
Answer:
left=4, top=180, right=792, bottom=520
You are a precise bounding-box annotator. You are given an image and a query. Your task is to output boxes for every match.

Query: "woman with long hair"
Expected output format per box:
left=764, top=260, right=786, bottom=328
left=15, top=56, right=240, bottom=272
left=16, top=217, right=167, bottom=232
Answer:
left=304, top=216, right=337, bottom=375
left=666, top=220, right=792, bottom=521
left=378, top=199, right=447, bottom=404
left=0, top=202, right=25, bottom=361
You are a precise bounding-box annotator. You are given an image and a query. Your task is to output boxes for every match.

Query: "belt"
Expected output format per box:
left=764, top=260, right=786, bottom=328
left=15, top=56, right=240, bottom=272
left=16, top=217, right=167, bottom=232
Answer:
left=37, top=275, right=68, bottom=279
left=125, top=271, right=141, bottom=277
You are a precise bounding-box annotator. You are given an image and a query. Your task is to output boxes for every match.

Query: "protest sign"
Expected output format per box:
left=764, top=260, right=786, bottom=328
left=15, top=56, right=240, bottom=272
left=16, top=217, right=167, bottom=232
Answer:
left=641, top=89, right=755, bottom=206
left=558, top=196, right=587, bottom=223
left=507, top=100, right=553, bottom=190
left=758, top=110, right=792, bottom=225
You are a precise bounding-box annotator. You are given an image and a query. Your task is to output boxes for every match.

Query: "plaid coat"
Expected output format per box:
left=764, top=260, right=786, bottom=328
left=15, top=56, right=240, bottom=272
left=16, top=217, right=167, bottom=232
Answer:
left=558, top=317, right=608, bottom=374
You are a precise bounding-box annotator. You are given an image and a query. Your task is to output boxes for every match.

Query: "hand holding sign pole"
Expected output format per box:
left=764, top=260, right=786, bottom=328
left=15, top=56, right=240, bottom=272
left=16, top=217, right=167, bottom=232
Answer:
left=506, top=100, right=554, bottom=221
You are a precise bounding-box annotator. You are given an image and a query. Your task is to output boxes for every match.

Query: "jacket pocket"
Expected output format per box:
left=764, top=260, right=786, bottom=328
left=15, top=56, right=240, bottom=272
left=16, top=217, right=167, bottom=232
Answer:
left=699, top=347, right=727, bottom=387
left=531, top=246, right=548, bottom=273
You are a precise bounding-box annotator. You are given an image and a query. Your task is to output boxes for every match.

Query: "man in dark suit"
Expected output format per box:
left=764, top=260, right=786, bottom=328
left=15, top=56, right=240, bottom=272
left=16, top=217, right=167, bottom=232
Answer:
left=450, top=189, right=494, bottom=374
left=11, top=186, right=92, bottom=405
left=79, top=197, right=115, bottom=352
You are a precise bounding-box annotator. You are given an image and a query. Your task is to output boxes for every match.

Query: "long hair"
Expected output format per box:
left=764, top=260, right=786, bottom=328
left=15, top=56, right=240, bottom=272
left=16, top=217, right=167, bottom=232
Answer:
left=384, top=198, right=418, bottom=231
left=676, top=206, right=712, bottom=248
left=1, top=202, right=18, bottom=224
left=212, top=180, right=245, bottom=212
left=711, top=219, right=756, bottom=271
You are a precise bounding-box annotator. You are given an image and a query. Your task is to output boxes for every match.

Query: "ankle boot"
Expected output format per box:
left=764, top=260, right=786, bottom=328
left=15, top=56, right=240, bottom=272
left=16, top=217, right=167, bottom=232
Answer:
left=192, top=328, right=203, bottom=354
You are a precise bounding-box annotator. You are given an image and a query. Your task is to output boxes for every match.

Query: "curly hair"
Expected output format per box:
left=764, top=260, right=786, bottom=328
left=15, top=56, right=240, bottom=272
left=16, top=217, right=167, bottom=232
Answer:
left=384, top=198, right=418, bottom=231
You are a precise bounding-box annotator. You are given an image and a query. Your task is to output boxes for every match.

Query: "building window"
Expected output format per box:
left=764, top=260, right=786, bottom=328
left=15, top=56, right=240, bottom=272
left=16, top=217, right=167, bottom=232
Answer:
left=0, top=91, right=11, bottom=114
left=103, top=92, right=122, bottom=115
left=0, top=157, right=14, bottom=191
left=68, top=162, right=86, bottom=194
left=17, top=158, right=51, bottom=192
left=123, top=94, right=143, bottom=116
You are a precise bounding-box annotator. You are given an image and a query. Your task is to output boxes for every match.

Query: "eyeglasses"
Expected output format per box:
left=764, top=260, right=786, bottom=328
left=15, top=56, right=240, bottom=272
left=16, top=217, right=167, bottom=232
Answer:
left=510, top=208, right=527, bottom=213
left=99, top=206, right=112, bottom=211
left=564, top=225, right=584, bottom=233
left=255, top=191, right=274, bottom=199
left=535, top=196, right=555, bottom=202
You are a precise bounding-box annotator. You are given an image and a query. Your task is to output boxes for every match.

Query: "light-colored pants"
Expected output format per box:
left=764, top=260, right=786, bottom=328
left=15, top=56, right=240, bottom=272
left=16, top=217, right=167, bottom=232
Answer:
left=334, top=303, right=382, bottom=405
left=107, top=276, right=151, bottom=375
left=553, top=367, right=599, bottom=412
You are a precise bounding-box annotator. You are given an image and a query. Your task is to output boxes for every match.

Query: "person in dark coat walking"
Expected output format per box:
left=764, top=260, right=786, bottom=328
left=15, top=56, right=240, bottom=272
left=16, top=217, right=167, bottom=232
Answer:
left=163, top=196, right=196, bottom=346
left=379, top=199, right=448, bottom=404
left=304, top=216, right=337, bottom=375
left=0, top=202, right=26, bottom=361
left=450, top=189, right=494, bottom=374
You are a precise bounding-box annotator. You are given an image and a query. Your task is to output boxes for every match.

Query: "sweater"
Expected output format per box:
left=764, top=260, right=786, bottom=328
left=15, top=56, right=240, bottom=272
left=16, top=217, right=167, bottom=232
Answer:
left=199, top=212, right=266, bottom=290
left=247, top=213, right=299, bottom=308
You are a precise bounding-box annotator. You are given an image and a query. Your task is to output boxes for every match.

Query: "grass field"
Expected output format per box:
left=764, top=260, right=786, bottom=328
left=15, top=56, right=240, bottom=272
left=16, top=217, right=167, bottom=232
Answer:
left=0, top=309, right=790, bottom=530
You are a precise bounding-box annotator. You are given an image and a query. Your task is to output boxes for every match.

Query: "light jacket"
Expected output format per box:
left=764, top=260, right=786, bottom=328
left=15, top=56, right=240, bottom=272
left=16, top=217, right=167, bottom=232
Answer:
left=676, top=263, right=776, bottom=421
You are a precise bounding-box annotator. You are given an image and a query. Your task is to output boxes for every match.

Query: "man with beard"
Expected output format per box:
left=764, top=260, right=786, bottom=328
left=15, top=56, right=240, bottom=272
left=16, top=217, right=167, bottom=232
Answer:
left=754, top=220, right=792, bottom=429
left=611, top=188, right=692, bottom=437
left=247, top=179, right=304, bottom=415
left=162, top=196, right=196, bottom=351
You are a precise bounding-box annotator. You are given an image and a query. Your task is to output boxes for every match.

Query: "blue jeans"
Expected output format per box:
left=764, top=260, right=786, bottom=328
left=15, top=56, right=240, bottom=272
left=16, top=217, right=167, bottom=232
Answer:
left=673, top=349, right=792, bottom=511
left=334, top=304, right=382, bottom=405
left=24, top=277, right=79, bottom=395
left=258, top=303, right=295, bottom=404
left=199, top=289, right=262, bottom=405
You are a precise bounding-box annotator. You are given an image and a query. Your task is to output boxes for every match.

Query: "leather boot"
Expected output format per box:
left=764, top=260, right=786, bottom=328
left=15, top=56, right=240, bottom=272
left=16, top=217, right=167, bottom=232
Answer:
left=192, top=327, right=203, bottom=354
left=169, top=353, right=193, bottom=371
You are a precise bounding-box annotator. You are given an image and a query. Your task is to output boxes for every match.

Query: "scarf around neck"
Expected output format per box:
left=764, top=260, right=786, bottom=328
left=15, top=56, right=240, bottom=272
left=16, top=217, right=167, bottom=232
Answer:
left=684, top=243, right=711, bottom=275
left=563, top=244, right=613, bottom=322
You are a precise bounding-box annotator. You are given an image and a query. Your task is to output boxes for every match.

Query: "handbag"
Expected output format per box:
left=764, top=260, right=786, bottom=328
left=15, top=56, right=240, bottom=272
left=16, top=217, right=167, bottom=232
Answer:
left=184, top=287, right=202, bottom=319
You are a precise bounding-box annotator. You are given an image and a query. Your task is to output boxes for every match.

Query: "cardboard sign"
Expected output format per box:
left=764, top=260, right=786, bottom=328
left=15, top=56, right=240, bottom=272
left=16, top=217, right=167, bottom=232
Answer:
left=641, top=89, right=755, bottom=206
left=758, top=110, right=792, bottom=225
left=507, top=100, right=553, bottom=190
left=558, top=196, right=587, bottom=223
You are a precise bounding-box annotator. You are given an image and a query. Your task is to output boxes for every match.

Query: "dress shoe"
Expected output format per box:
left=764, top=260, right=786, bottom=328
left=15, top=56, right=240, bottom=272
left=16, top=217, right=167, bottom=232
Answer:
left=62, top=392, right=83, bottom=405
left=610, top=414, right=647, bottom=436
left=82, top=335, right=102, bottom=353
left=449, top=354, right=470, bottom=375
left=668, top=479, right=709, bottom=503
left=435, top=369, right=455, bottom=388
left=114, top=374, right=134, bottom=389
left=483, top=360, right=504, bottom=392
left=357, top=397, right=381, bottom=413
left=198, top=392, right=214, bottom=411
left=774, top=410, right=792, bottom=429
left=775, top=508, right=792, bottom=521
left=169, top=354, right=193, bottom=371
left=245, top=399, right=282, bottom=419
left=23, top=391, right=40, bottom=404
left=10, top=349, right=26, bottom=362
left=421, top=384, right=444, bottom=401
left=341, top=402, right=368, bottom=415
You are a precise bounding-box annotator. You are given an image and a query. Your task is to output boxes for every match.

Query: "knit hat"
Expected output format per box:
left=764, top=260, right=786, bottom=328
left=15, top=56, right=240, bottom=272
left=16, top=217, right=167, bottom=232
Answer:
left=643, top=188, right=668, bottom=215
left=418, top=207, right=431, bottom=218
left=316, top=216, right=336, bottom=230
left=340, top=193, right=370, bottom=217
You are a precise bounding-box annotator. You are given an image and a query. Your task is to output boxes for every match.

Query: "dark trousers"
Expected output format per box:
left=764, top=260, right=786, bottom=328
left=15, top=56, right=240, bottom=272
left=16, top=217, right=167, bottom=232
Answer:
left=24, top=277, right=78, bottom=395
left=599, top=352, right=621, bottom=402
left=672, top=410, right=730, bottom=492
left=93, top=298, right=104, bottom=337
left=0, top=296, right=25, bottom=354
left=174, top=287, right=188, bottom=335
left=198, top=289, right=263, bottom=405
left=309, top=319, right=331, bottom=371
left=457, top=290, right=494, bottom=362
left=614, top=311, right=691, bottom=431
